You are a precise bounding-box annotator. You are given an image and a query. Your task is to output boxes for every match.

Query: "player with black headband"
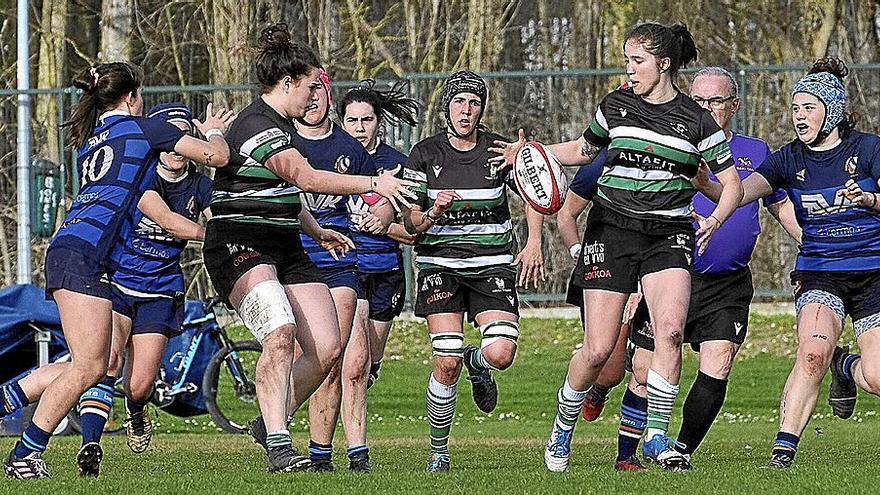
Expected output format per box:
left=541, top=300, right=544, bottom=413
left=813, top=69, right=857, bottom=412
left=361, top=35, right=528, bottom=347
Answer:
left=403, top=70, right=545, bottom=473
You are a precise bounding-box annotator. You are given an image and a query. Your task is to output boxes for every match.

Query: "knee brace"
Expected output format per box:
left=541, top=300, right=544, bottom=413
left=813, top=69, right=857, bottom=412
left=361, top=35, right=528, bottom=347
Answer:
left=480, top=320, right=519, bottom=349
left=430, top=332, right=465, bottom=357
left=238, top=280, right=296, bottom=342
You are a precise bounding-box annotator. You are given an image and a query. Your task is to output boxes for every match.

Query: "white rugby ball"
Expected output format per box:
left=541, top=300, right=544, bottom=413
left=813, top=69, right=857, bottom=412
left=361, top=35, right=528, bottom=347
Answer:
left=514, top=141, right=568, bottom=215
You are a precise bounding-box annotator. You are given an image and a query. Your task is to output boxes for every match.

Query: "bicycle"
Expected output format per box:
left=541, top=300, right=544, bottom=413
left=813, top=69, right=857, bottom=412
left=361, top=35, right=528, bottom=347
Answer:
left=64, top=297, right=262, bottom=436
left=158, top=297, right=262, bottom=434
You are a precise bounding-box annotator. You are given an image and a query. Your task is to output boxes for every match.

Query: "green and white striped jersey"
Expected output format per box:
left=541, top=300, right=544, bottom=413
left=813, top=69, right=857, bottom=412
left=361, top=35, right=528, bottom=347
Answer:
left=583, top=89, right=733, bottom=225
left=404, top=131, right=518, bottom=274
left=210, top=97, right=303, bottom=229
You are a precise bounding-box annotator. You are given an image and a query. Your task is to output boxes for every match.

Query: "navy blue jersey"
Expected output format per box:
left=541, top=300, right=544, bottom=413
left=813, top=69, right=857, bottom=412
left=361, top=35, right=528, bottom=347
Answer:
left=568, top=149, right=608, bottom=201
left=351, top=142, right=406, bottom=273
left=296, top=124, right=378, bottom=270
left=50, top=111, right=183, bottom=271
left=757, top=130, right=880, bottom=271
left=112, top=167, right=213, bottom=295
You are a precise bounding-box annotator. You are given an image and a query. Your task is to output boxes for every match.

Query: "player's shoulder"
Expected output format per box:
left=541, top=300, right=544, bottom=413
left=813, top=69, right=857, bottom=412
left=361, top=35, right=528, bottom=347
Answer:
left=731, top=133, right=768, bottom=148
left=412, top=132, right=448, bottom=154
left=375, top=142, right=408, bottom=164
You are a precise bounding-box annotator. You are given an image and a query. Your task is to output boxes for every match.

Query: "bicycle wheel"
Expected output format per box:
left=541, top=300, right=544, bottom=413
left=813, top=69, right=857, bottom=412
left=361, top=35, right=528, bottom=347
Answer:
left=203, top=340, right=261, bottom=434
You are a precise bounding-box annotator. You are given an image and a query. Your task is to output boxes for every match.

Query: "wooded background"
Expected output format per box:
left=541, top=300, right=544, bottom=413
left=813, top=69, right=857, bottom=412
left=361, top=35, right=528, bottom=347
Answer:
left=1, top=0, right=879, bottom=300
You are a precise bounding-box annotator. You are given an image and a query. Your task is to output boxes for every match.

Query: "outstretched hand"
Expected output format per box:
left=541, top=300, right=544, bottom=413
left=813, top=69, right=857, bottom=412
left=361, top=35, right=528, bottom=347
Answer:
left=373, top=165, right=418, bottom=212
left=693, top=212, right=721, bottom=256
left=193, top=102, right=236, bottom=136
left=488, top=128, right=527, bottom=174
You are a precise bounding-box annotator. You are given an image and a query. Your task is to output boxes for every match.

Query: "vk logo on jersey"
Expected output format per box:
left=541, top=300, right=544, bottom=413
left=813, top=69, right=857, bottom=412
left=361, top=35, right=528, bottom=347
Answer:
left=801, top=192, right=855, bottom=216
left=302, top=192, right=345, bottom=211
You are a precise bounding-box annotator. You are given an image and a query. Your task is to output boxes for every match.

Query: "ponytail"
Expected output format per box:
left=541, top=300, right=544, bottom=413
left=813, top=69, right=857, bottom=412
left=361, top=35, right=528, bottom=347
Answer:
left=64, top=62, right=143, bottom=149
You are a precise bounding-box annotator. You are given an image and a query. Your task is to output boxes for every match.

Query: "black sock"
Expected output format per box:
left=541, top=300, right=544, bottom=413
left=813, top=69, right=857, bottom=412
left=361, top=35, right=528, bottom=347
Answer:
left=676, top=371, right=727, bottom=455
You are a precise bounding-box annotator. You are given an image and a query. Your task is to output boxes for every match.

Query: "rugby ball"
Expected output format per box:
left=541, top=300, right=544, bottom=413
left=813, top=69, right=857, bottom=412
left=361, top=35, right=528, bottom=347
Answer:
left=514, top=141, right=568, bottom=215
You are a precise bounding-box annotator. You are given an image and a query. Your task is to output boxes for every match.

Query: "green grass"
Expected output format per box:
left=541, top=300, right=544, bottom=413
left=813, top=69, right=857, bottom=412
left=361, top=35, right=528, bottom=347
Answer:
left=4, top=313, right=880, bottom=493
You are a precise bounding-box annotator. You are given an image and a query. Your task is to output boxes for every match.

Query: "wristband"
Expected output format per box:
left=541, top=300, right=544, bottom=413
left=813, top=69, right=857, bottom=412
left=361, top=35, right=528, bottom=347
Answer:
left=369, top=177, right=377, bottom=193
left=425, top=209, right=441, bottom=221
left=569, top=244, right=582, bottom=261
left=204, top=129, right=224, bottom=140
left=709, top=214, right=721, bottom=226
left=869, top=193, right=878, bottom=208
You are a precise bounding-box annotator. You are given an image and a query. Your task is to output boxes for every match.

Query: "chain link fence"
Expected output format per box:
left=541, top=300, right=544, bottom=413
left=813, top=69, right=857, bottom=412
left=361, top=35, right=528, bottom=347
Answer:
left=4, top=64, right=880, bottom=305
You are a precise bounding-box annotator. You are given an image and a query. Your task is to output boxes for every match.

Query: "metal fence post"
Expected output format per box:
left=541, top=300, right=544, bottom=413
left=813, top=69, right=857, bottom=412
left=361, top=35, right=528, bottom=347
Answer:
left=401, top=73, right=416, bottom=311
left=738, top=68, right=748, bottom=134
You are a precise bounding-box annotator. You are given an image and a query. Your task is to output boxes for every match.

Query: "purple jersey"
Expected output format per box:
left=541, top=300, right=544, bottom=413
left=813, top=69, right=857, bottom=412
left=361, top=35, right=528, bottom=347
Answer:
left=693, top=133, right=787, bottom=274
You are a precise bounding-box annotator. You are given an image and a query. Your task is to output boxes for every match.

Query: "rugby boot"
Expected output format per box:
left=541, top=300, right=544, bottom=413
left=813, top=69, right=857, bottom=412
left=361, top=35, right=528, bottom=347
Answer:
left=4, top=450, right=49, bottom=479
left=267, top=445, right=311, bottom=473
left=426, top=453, right=450, bottom=473
left=829, top=346, right=857, bottom=419
left=642, top=434, right=692, bottom=471
left=544, top=422, right=573, bottom=472
left=614, top=454, right=647, bottom=472
left=310, top=458, right=334, bottom=472
left=463, top=345, right=498, bottom=413
left=349, top=451, right=372, bottom=473
left=247, top=416, right=269, bottom=453
left=768, top=452, right=794, bottom=469
left=125, top=409, right=153, bottom=453
left=76, top=442, right=103, bottom=477
left=581, top=386, right=608, bottom=422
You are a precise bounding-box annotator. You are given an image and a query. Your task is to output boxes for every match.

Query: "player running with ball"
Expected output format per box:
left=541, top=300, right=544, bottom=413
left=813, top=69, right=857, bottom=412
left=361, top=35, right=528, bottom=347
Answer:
left=495, top=22, right=743, bottom=471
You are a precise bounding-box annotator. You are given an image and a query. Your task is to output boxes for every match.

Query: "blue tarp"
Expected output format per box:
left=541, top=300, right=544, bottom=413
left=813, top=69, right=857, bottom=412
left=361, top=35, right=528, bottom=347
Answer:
left=0, top=284, right=65, bottom=359
left=0, top=284, right=68, bottom=388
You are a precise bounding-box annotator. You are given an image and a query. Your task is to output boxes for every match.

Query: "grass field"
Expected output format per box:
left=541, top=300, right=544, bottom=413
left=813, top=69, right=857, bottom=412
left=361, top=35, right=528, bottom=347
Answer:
left=3, top=312, right=880, bottom=493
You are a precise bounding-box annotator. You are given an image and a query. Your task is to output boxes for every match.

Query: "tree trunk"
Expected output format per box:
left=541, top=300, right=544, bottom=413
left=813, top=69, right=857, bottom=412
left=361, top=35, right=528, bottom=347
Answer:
left=101, top=0, right=134, bottom=60
left=35, top=0, right=66, bottom=163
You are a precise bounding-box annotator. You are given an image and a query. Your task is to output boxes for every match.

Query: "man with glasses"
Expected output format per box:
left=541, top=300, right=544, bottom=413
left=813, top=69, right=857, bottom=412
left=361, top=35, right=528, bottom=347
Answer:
left=605, top=67, right=802, bottom=470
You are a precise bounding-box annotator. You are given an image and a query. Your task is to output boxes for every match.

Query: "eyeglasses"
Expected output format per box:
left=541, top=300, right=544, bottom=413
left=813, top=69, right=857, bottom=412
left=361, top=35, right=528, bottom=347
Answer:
left=692, top=95, right=736, bottom=109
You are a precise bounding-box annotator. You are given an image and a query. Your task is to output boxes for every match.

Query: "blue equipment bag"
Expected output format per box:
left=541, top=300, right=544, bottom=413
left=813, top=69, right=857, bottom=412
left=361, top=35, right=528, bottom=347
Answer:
left=154, top=300, right=221, bottom=417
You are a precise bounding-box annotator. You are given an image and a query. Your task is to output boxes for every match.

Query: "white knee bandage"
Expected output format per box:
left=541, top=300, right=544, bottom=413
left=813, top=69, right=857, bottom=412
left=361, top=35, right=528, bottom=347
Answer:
left=238, top=280, right=295, bottom=342
left=430, top=332, right=465, bottom=357
left=480, top=320, right=519, bottom=349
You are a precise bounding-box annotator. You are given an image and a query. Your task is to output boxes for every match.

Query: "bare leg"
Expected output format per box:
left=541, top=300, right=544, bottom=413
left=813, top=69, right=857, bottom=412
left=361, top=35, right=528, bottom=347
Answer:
left=30, top=290, right=112, bottom=433
left=341, top=300, right=371, bottom=449
left=778, top=304, right=842, bottom=435
left=126, top=334, right=167, bottom=404
left=306, top=287, right=357, bottom=446
left=565, top=289, right=629, bottom=391
left=284, top=283, right=343, bottom=415
left=229, top=265, right=295, bottom=434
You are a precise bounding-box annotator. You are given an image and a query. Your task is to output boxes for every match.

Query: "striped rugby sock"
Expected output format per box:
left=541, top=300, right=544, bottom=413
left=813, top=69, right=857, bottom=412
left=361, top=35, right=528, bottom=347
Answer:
left=309, top=440, right=333, bottom=461
left=13, top=423, right=50, bottom=458
left=617, top=388, right=648, bottom=461
left=645, top=368, right=679, bottom=440
left=79, top=375, right=116, bottom=445
left=347, top=445, right=368, bottom=459
left=427, top=374, right=457, bottom=455
left=267, top=430, right=292, bottom=450
left=842, top=353, right=861, bottom=381
left=772, top=431, right=800, bottom=460
left=554, top=377, right=588, bottom=431
left=1, top=381, right=29, bottom=416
